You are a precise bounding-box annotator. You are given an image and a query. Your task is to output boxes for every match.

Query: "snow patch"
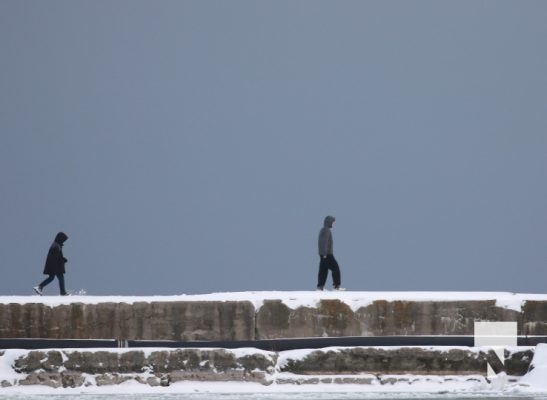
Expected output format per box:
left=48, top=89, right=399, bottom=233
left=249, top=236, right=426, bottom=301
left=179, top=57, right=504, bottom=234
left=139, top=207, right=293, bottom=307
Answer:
left=0, top=349, right=29, bottom=384
left=515, top=343, right=547, bottom=390
left=2, top=291, right=545, bottom=312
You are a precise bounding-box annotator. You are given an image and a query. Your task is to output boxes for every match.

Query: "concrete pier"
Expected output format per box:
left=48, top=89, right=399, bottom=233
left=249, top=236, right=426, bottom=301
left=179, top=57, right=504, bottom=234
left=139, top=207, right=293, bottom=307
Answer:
left=1, top=292, right=546, bottom=390
left=0, top=292, right=546, bottom=340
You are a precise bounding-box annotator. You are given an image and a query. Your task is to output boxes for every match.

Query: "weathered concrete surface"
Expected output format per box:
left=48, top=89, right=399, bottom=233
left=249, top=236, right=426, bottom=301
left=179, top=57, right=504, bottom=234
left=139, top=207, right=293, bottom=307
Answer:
left=1, top=297, right=546, bottom=340
left=281, top=347, right=534, bottom=376
left=522, top=301, right=547, bottom=335
left=0, top=301, right=255, bottom=341
left=9, top=349, right=276, bottom=388
left=0, top=347, right=535, bottom=388
left=255, top=299, right=535, bottom=339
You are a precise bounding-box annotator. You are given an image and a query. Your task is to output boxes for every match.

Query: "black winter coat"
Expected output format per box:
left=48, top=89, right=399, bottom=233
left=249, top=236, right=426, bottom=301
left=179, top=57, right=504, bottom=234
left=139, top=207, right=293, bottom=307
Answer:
left=43, top=232, right=68, bottom=275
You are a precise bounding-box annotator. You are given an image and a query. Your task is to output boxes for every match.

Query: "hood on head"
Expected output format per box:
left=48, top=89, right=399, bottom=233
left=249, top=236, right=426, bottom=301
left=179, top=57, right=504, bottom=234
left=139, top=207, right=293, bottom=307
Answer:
left=323, top=216, right=335, bottom=228
left=54, top=232, right=68, bottom=245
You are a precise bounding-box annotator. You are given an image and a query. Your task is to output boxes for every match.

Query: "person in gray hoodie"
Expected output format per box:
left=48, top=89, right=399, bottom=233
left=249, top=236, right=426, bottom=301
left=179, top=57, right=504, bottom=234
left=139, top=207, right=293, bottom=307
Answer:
left=317, top=216, right=344, bottom=290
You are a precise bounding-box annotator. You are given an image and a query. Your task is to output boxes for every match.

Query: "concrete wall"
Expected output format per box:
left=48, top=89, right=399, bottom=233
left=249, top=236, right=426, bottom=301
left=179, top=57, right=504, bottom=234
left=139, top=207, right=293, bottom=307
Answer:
left=3, top=348, right=276, bottom=388
left=0, top=301, right=255, bottom=341
left=0, top=298, right=546, bottom=340
left=255, top=299, right=529, bottom=339
left=0, top=347, right=535, bottom=389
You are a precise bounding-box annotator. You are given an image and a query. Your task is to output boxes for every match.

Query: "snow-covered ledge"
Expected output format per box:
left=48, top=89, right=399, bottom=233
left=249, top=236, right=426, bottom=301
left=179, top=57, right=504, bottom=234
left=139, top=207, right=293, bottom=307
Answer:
left=0, top=345, right=546, bottom=394
left=1, top=291, right=547, bottom=341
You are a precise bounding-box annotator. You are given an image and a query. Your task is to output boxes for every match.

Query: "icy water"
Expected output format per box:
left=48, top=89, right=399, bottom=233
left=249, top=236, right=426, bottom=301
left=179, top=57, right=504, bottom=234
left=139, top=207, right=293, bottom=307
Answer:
left=1, top=395, right=547, bottom=400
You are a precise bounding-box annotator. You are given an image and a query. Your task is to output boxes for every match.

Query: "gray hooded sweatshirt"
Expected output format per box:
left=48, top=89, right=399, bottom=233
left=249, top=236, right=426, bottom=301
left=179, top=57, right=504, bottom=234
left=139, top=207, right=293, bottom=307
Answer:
left=318, top=216, right=335, bottom=256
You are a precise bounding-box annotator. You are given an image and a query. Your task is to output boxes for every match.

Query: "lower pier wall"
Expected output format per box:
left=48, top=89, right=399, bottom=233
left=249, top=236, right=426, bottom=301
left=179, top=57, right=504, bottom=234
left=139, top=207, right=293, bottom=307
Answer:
left=0, top=346, right=535, bottom=389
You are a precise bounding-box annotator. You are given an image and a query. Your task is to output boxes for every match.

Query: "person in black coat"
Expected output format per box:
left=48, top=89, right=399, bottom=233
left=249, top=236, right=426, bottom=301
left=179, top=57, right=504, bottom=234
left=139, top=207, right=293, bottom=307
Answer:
left=33, top=232, right=69, bottom=296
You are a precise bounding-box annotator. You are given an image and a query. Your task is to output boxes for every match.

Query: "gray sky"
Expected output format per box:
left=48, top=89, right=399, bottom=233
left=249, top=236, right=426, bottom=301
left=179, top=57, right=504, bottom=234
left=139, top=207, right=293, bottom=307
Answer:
left=1, top=1, right=546, bottom=296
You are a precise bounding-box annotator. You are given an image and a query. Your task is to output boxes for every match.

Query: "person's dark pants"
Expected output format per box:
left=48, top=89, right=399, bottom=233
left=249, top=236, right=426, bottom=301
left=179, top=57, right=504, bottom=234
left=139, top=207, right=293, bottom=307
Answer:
left=39, top=273, right=66, bottom=295
left=317, top=254, right=341, bottom=288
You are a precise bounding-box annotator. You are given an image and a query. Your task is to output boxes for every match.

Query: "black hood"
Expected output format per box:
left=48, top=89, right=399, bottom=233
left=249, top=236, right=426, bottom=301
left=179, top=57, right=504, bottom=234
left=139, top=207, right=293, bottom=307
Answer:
left=323, top=216, right=335, bottom=228
left=54, top=232, right=68, bottom=245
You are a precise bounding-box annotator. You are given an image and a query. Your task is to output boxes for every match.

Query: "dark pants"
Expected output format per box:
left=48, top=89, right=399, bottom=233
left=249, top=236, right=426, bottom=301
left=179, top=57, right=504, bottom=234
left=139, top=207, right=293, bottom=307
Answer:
left=39, top=273, right=66, bottom=295
left=317, top=254, right=341, bottom=288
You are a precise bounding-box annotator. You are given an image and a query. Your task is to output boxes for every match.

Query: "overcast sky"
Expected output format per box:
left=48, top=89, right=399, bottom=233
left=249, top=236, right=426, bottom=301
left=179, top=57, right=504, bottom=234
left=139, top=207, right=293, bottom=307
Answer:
left=1, top=1, right=546, bottom=296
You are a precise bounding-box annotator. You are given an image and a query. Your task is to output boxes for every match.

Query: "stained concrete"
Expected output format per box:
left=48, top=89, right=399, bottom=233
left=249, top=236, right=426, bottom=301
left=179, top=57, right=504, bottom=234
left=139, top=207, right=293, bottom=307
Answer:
left=254, top=299, right=535, bottom=339
left=282, top=347, right=534, bottom=376
left=0, top=301, right=255, bottom=340
left=0, top=298, right=546, bottom=340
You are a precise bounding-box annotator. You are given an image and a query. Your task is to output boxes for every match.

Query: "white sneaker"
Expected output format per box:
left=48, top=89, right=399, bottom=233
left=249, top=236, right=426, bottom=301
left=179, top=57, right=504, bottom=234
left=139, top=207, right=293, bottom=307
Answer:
left=333, top=287, right=346, bottom=291
left=33, top=286, right=42, bottom=296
